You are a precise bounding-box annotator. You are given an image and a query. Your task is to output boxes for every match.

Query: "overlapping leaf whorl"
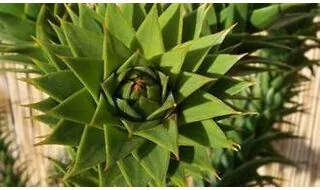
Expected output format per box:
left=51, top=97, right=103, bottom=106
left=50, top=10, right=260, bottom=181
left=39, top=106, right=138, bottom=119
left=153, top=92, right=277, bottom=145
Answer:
left=0, top=3, right=249, bottom=186
left=103, top=59, right=174, bottom=121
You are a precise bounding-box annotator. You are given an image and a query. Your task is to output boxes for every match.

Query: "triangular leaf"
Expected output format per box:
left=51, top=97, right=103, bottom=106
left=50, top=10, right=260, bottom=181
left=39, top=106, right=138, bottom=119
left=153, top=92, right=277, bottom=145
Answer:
left=64, top=4, right=79, bottom=25
left=31, top=58, right=57, bottom=74
left=105, top=4, right=136, bottom=48
left=158, top=71, right=169, bottom=103
left=61, top=20, right=103, bottom=58
left=34, top=39, right=71, bottom=70
left=116, top=51, right=149, bottom=74
left=99, top=164, right=127, bottom=187
left=179, top=146, right=217, bottom=182
left=118, top=3, right=146, bottom=30
left=0, top=12, right=35, bottom=42
left=49, top=88, right=96, bottom=124
left=159, top=3, right=182, bottom=50
left=61, top=57, right=104, bottom=102
left=101, top=74, right=119, bottom=107
left=212, top=78, right=256, bottom=97
left=133, top=143, right=170, bottom=186
left=179, top=119, right=235, bottom=149
left=103, top=27, right=132, bottom=78
left=147, top=93, right=176, bottom=120
left=36, top=119, right=84, bottom=146
left=50, top=21, right=68, bottom=45
left=23, top=97, right=59, bottom=112
left=134, top=115, right=179, bottom=158
left=91, top=96, right=121, bottom=127
left=179, top=90, right=239, bottom=125
left=132, top=96, right=160, bottom=118
left=104, top=125, right=145, bottom=168
left=174, top=71, right=215, bottom=103
left=79, top=3, right=102, bottom=33
left=158, top=45, right=188, bottom=85
left=117, top=154, right=152, bottom=187
left=23, top=70, right=83, bottom=102
left=121, top=119, right=160, bottom=137
left=181, top=27, right=233, bottom=72
left=199, top=54, right=246, bottom=77
left=116, top=98, right=142, bottom=120
left=202, top=4, right=217, bottom=34
left=136, top=5, right=164, bottom=59
left=65, top=126, right=106, bottom=178
left=182, top=4, right=210, bottom=41
left=32, top=114, right=60, bottom=126
left=220, top=4, right=248, bottom=32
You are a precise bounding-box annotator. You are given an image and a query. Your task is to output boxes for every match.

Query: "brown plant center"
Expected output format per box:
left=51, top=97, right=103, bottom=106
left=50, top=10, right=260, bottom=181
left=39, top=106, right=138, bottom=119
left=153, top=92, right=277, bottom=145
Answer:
left=133, top=79, right=145, bottom=92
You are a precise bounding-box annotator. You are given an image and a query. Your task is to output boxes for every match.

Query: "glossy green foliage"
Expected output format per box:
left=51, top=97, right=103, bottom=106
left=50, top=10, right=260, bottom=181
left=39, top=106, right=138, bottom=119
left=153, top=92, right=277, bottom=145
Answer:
left=0, top=3, right=252, bottom=186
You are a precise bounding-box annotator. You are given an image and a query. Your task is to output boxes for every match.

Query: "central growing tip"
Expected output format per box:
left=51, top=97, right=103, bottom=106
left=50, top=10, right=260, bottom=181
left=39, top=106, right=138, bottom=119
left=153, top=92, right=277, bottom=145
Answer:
left=113, top=66, right=172, bottom=121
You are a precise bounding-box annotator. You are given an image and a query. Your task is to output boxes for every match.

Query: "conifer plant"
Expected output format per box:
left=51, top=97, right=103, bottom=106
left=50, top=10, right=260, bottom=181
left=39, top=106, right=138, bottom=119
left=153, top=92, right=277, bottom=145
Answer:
left=0, top=3, right=252, bottom=186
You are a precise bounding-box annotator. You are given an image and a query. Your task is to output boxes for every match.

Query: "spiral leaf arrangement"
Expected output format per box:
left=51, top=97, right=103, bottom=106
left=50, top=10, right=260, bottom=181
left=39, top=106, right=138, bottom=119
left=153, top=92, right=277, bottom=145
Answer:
left=0, top=4, right=256, bottom=186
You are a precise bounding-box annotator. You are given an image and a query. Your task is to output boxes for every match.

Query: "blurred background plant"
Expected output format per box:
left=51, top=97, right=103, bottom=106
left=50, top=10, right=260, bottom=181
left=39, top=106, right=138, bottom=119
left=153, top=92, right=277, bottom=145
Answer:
left=186, top=3, right=320, bottom=187
left=0, top=102, right=28, bottom=186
